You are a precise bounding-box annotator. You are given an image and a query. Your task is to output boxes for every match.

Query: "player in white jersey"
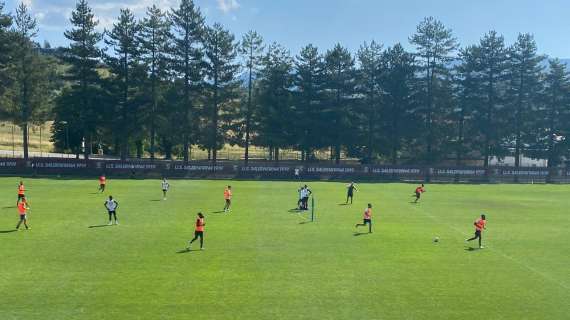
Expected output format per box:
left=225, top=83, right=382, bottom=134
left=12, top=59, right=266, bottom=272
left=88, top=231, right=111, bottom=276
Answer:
left=104, top=195, right=119, bottom=225
left=161, top=178, right=170, bottom=200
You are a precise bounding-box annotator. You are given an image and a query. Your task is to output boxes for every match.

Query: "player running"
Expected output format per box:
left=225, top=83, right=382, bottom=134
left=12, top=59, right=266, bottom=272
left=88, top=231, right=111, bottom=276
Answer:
left=17, top=181, right=25, bottom=205
left=15, top=197, right=30, bottom=230
left=223, top=186, right=232, bottom=213
left=98, top=174, right=106, bottom=193
left=346, top=182, right=358, bottom=204
left=413, top=184, right=426, bottom=203
left=104, top=195, right=119, bottom=225
left=355, top=203, right=373, bottom=233
left=161, top=178, right=170, bottom=200
left=188, top=212, right=205, bottom=251
left=466, top=214, right=487, bottom=249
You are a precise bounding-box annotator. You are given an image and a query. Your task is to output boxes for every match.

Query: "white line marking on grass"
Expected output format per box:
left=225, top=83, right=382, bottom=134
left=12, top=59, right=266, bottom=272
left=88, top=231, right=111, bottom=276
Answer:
left=404, top=199, right=569, bottom=291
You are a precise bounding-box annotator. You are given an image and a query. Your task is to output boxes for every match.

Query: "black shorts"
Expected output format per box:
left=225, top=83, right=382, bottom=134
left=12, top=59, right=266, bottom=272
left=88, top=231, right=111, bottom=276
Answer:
left=363, top=219, right=371, bottom=224
left=18, top=194, right=25, bottom=199
left=415, top=192, right=421, bottom=198
left=107, top=210, right=116, bottom=215
left=19, top=214, right=27, bottom=220
left=347, top=192, right=354, bottom=197
left=194, top=231, right=204, bottom=237
left=474, top=230, right=481, bottom=237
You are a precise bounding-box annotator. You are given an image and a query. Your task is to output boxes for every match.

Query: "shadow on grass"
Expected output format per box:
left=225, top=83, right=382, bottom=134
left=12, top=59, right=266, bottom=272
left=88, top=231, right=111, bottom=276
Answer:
left=464, top=247, right=480, bottom=252
left=338, top=203, right=350, bottom=206
left=299, top=220, right=314, bottom=225
left=212, top=210, right=226, bottom=214
left=288, top=208, right=301, bottom=213
left=353, top=232, right=371, bottom=236
left=149, top=199, right=162, bottom=202
left=0, top=229, right=17, bottom=234
left=177, top=248, right=200, bottom=254
left=2, top=206, right=16, bottom=209
left=88, top=224, right=112, bottom=229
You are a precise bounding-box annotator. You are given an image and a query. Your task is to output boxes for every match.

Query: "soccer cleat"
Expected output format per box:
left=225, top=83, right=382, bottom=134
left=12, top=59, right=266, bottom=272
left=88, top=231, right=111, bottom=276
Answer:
left=108, top=222, right=112, bottom=226
left=479, top=246, right=484, bottom=249
left=115, top=221, right=119, bottom=225
left=200, top=247, right=205, bottom=250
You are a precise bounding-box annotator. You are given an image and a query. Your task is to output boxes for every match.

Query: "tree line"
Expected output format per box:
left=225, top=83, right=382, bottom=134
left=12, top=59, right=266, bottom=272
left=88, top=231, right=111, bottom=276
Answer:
left=1, top=0, right=569, bottom=167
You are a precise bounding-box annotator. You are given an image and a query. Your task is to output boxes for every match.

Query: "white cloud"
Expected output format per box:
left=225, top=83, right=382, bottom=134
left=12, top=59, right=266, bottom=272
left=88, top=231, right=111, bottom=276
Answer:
left=217, top=0, right=239, bottom=14
left=22, top=0, right=33, bottom=7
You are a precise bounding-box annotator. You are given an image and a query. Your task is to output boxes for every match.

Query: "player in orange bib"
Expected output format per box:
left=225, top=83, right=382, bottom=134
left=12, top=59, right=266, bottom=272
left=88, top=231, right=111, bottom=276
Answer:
left=17, top=181, right=25, bottom=205
left=355, top=203, right=373, bottom=233
left=413, top=184, right=425, bottom=203
left=466, top=214, right=487, bottom=249
left=98, top=174, right=106, bottom=193
left=16, top=198, right=30, bottom=230
left=188, top=212, right=205, bottom=250
left=223, top=186, right=232, bottom=213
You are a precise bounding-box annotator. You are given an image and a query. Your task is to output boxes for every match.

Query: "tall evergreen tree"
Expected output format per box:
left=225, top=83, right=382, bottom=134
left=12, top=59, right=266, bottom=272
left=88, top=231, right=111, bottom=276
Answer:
left=507, top=33, right=544, bottom=167
left=381, top=44, right=417, bottom=164
left=294, top=44, right=325, bottom=161
left=11, top=3, right=38, bottom=159
left=410, top=17, right=458, bottom=163
left=324, top=44, right=356, bottom=164
left=170, top=0, right=205, bottom=162
left=239, top=30, right=264, bottom=164
left=455, top=45, right=481, bottom=165
left=139, top=5, right=171, bottom=160
left=105, top=8, right=142, bottom=160
left=256, top=43, right=294, bottom=161
left=203, top=23, right=240, bottom=164
left=356, top=41, right=384, bottom=163
left=55, top=0, right=103, bottom=159
left=0, top=1, right=12, bottom=107
left=476, top=31, right=509, bottom=167
left=534, top=59, right=570, bottom=168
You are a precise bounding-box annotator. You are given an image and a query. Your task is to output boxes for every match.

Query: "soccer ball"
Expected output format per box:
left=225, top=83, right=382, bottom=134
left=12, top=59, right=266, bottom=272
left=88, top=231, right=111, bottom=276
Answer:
left=433, top=237, right=439, bottom=243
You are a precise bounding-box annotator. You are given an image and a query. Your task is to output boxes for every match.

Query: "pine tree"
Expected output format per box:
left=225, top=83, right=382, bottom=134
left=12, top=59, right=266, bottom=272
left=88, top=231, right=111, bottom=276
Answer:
left=476, top=31, right=509, bottom=167
left=57, top=0, right=103, bottom=159
left=11, top=3, right=37, bottom=159
left=455, top=45, right=481, bottom=165
left=324, top=44, right=356, bottom=164
left=410, top=17, right=458, bottom=163
left=256, top=43, right=294, bottom=161
left=381, top=43, right=417, bottom=164
left=356, top=41, right=384, bottom=163
left=203, top=23, right=240, bottom=165
left=294, top=44, right=325, bottom=161
left=536, top=59, right=570, bottom=168
left=0, top=1, right=12, bottom=106
left=139, top=5, right=171, bottom=160
left=105, top=8, right=142, bottom=160
left=239, top=30, right=264, bottom=165
left=507, top=33, right=544, bottom=167
left=170, top=0, right=205, bottom=162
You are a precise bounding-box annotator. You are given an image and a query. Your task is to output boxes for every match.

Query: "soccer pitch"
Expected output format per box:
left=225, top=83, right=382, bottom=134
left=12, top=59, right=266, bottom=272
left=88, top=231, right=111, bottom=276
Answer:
left=0, top=178, right=568, bottom=320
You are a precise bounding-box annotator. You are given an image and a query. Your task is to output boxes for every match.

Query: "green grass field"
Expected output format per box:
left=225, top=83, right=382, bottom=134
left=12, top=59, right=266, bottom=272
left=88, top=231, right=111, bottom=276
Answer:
left=0, top=178, right=568, bottom=320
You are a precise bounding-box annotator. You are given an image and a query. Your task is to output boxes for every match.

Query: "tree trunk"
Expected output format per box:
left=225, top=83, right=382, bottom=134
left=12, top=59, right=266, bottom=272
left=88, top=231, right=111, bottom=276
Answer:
left=136, top=140, right=143, bottom=159
left=22, top=123, right=29, bottom=160
left=245, top=64, right=253, bottom=166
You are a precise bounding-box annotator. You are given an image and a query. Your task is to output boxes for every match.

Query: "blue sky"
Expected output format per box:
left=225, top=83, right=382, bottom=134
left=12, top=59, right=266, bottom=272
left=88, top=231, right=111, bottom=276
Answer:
left=4, top=0, right=570, bottom=58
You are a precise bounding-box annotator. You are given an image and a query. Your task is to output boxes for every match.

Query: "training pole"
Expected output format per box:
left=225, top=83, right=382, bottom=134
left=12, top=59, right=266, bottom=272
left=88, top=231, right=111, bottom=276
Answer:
left=311, top=196, right=315, bottom=222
